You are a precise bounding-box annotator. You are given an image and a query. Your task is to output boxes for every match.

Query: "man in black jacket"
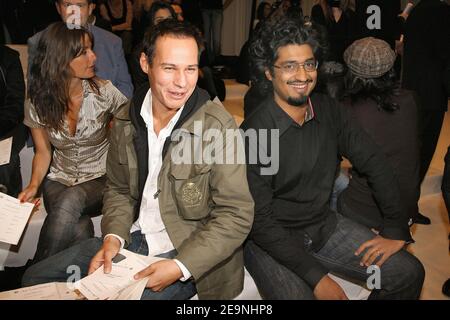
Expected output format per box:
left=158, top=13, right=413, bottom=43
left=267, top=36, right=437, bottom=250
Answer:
left=0, top=45, right=26, bottom=197
left=402, top=0, right=450, bottom=225
left=240, top=16, right=425, bottom=300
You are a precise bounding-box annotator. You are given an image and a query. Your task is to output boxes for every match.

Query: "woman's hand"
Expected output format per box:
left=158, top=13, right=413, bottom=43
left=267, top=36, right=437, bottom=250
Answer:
left=18, top=184, right=40, bottom=206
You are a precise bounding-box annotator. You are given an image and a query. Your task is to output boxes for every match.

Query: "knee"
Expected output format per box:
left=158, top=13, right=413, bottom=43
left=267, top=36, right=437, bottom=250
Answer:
left=392, top=253, right=425, bottom=291
left=57, top=193, right=84, bottom=214
left=408, top=256, right=425, bottom=289
left=46, top=195, right=85, bottom=222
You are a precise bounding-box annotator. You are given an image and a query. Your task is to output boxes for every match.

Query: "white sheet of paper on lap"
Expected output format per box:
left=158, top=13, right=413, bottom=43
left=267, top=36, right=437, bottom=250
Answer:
left=109, top=277, right=149, bottom=300
left=0, top=192, right=34, bottom=245
left=0, top=137, right=13, bottom=166
left=75, top=249, right=166, bottom=300
left=55, top=282, right=84, bottom=300
left=0, top=282, right=82, bottom=300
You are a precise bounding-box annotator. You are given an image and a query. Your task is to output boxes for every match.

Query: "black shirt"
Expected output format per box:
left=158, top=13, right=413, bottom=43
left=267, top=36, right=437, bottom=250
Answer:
left=0, top=46, right=25, bottom=140
left=338, top=91, right=420, bottom=229
left=104, top=0, right=128, bottom=26
left=311, top=5, right=356, bottom=62
left=240, top=92, right=412, bottom=289
left=199, top=0, right=223, bottom=10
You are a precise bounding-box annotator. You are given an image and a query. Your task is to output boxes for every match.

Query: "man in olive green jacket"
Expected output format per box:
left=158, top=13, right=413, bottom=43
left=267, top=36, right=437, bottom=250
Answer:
left=22, top=19, right=254, bottom=300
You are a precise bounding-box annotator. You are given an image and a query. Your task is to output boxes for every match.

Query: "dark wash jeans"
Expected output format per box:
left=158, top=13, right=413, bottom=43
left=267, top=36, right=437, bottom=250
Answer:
left=22, top=231, right=197, bottom=300
left=33, top=176, right=106, bottom=262
left=244, top=214, right=425, bottom=300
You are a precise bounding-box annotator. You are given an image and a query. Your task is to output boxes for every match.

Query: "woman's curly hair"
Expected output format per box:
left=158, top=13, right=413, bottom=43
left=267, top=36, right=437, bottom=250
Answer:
left=249, top=15, right=329, bottom=95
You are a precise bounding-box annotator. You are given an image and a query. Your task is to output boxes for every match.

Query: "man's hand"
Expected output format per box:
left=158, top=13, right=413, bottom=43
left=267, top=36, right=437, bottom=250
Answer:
left=134, top=260, right=183, bottom=292
left=88, top=236, right=121, bottom=274
left=355, top=235, right=405, bottom=268
left=314, top=275, right=348, bottom=300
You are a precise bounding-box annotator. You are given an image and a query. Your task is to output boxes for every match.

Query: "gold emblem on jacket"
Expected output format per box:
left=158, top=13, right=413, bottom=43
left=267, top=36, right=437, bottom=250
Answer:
left=181, top=182, right=203, bottom=206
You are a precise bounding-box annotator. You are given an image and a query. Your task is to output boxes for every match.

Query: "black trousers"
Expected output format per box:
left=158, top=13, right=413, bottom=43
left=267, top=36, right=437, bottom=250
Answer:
left=418, top=110, right=445, bottom=182
left=0, top=148, right=21, bottom=197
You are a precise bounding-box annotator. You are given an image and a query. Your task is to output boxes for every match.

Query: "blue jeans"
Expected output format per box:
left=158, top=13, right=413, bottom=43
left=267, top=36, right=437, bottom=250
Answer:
left=201, top=9, right=223, bottom=64
left=22, top=231, right=197, bottom=300
left=244, top=214, right=425, bottom=299
left=33, top=176, right=106, bottom=262
left=330, top=169, right=349, bottom=211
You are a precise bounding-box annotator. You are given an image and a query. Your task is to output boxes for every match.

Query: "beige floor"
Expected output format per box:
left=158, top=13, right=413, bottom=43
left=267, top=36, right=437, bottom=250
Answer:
left=411, top=110, right=450, bottom=300
left=223, top=87, right=450, bottom=300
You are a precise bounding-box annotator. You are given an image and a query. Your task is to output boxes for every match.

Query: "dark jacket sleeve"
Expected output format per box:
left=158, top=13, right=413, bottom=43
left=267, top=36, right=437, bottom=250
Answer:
left=243, top=127, right=329, bottom=290
left=0, top=46, right=25, bottom=139
left=336, top=102, right=412, bottom=242
left=111, top=36, right=134, bottom=99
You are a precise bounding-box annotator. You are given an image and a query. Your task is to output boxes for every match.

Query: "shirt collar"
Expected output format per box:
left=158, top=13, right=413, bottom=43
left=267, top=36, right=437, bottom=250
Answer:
left=140, top=89, right=184, bottom=134
left=269, top=97, right=316, bottom=136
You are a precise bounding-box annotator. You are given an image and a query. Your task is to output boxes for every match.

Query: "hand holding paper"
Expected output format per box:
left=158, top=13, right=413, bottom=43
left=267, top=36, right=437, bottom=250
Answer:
left=134, top=259, right=183, bottom=292
left=76, top=249, right=166, bottom=300
left=88, top=235, right=121, bottom=275
left=0, top=192, right=35, bottom=245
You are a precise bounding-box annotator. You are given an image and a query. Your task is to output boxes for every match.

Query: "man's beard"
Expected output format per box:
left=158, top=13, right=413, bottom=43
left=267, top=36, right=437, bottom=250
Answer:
left=287, top=95, right=308, bottom=107
left=285, top=79, right=312, bottom=107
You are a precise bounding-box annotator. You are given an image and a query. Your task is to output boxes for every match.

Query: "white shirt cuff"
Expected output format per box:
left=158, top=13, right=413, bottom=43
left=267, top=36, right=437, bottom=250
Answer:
left=104, top=234, right=125, bottom=249
left=173, top=259, right=192, bottom=282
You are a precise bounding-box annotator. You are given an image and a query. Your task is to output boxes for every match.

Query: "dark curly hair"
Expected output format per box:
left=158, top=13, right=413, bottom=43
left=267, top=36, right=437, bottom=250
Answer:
left=343, top=68, right=400, bottom=112
left=249, top=16, right=328, bottom=94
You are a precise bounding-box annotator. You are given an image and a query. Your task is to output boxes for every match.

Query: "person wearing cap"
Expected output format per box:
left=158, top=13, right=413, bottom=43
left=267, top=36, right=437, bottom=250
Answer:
left=338, top=37, right=421, bottom=233
left=241, top=16, right=425, bottom=300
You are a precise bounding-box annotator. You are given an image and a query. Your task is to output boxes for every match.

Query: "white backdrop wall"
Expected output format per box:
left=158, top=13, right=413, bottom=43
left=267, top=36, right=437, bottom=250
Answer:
left=221, top=0, right=253, bottom=56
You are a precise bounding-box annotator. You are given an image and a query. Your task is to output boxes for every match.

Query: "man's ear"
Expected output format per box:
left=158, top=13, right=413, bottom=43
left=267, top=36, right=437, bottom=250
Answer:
left=265, top=69, right=273, bottom=81
left=140, top=52, right=149, bottom=74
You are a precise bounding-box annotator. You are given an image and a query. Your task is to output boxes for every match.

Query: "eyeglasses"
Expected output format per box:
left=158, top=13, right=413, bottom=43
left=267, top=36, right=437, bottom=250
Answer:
left=273, top=60, right=319, bottom=74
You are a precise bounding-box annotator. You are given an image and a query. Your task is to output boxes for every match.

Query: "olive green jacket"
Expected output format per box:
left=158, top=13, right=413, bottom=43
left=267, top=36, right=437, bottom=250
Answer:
left=101, top=87, right=254, bottom=299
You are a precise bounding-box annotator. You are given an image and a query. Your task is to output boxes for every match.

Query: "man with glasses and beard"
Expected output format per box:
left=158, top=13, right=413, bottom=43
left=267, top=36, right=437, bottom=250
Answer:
left=240, top=16, right=425, bottom=300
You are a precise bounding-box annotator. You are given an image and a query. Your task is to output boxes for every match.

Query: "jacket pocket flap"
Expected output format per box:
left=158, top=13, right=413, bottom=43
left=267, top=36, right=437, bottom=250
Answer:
left=170, top=164, right=191, bottom=180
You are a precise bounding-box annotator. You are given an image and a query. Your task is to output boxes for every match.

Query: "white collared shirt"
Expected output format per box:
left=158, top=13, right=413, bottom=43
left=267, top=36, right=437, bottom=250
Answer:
left=106, top=89, right=191, bottom=281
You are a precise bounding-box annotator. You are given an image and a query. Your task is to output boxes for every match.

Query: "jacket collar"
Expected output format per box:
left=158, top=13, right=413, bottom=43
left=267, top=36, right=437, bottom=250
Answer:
left=129, top=84, right=210, bottom=136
